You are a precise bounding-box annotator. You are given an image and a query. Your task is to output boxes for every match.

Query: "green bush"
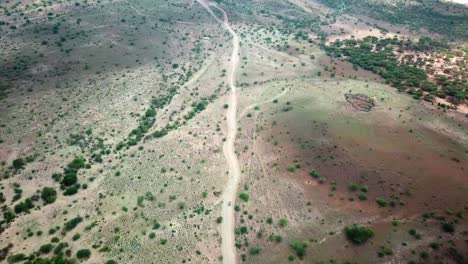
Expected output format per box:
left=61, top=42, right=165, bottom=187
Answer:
left=349, top=183, right=359, bottom=191
left=239, top=192, right=249, bottom=202
left=376, top=198, right=388, bottom=207
left=344, top=225, right=374, bottom=244
left=279, top=218, right=288, bottom=227
left=72, top=233, right=81, bottom=241
left=442, top=222, right=455, bottom=233
left=290, top=240, right=307, bottom=259
left=39, top=243, right=54, bottom=254
left=41, top=187, right=57, bottom=204
left=250, top=246, right=261, bottom=255
left=14, top=198, right=34, bottom=214
left=63, top=216, right=83, bottom=232
left=7, top=253, right=26, bottom=263
left=76, top=249, right=91, bottom=259
left=12, top=158, right=25, bottom=170
left=309, top=170, right=320, bottom=178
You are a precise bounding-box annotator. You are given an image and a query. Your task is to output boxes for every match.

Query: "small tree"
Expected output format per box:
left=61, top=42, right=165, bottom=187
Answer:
left=12, top=158, right=25, bottom=170
left=239, top=192, right=249, bottom=202
left=76, top=249, right=91, bottom=260
left=290, top=240, right=307, bottom=259
left=41, top=187, right=57, bottom=204
left=344, top=225, right=374, bottom=244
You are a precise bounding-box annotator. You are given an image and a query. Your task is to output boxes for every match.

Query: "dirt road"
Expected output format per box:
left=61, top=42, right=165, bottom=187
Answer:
left=195, top=1, right=240, bottom=263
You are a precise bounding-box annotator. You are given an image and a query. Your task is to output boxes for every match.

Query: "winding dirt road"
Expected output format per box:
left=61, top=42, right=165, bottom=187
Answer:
left=195, top=1, right=240, bottom=263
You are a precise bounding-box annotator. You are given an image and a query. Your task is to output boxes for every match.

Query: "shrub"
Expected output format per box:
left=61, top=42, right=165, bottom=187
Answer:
left=12, top=158, right=25, bottom=170
left=76, top=249, right=91, bottom=259
left=39, top=243, right=53, bottom=254
left=279, top=218, right=288, bottom=227
left=63, top=185, right=79, bottom=196
left=7, top=253, right=26, bottom=263
left=349, top=183, right=359, bottom=191
left=239, top=226, right=248, bottom=234
left=14, top=198, right=34, bottom=214
left=41, top=187, right=57, bottom=204
left=290, top=240, right=307, bottom=259
left=309, top=170, right=320, bottom=178
left=72, top=233, right=81, bottom=241
left=344, top=225, right=374, bottom=244
left=442, top=222, right=455, bottom=233
left=239, top=192, right=249, bottom=202
left=249, top=246, right=261, bottom=255
left=63, top=216, right=83, bottom=232
left=61, top=173, right=77, bottom=186
left=358, top=193, right=367, bottom=201
left=376, top=198, right=388, bottom=207
left=216, top=217, right=223, bottom=224
left=360, top=185, right=368, bottom=193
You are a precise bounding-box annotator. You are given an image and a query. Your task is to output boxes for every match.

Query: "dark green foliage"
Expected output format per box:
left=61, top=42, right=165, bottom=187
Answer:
left=239, top=192, right=249, bottom=202
left=235, top=226, right=248, bottom=235
left=348, top=183, right=359, bottom=191
left=309, top=170, right=320, bottom=178
left=63, top=185, right=79, bottom=196
left=61, top=157, right=85, bottom=187
left=344, top=225, right=374, bottom=244
left=377, top=246, right=393, bottom=257
left=376, top=198, right=388, bottom=207
left=7, top=253, right=26, bottom=263
left=51, top=173, right=62, bottom=182
left=61, top=173, right=77, bottom=186
left=323, top=36, right=466, bottom=102
left=39, top=243, right=54, bottom=254
left=118, top=88, right=178, bottom=149
left=325, top=39, right=427, bottom=90
left=67, top=157, right=85, bottom=170
left=12, top=158, right=25, bottom=170
left=0, top=244, right=12, bottom=262
left=14, top=198, right=34, bottom=214
left=184, top=100, right=208, bottom=120
left=2, top=207, right=16, bottom=223
left=449, top=247, right=465, bottom=264
left=152, top=222, right=161, bottom=230
left=72, top=233, right=81, bottom=241
left=76, top=249, right=91, bottom=259
left=442, top=222, right=455, bottom=233
left=41, top=187, right=57, bottom=204
left=320, top=0, right=468, bottom=40
left=63, top=216, right=83, bottom=232
left=249, top=246, right=261, bottom=255
left=290, top=240, right=307, bottom=259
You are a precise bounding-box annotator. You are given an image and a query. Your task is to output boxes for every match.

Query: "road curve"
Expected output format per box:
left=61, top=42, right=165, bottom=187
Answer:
left=195, top=1, right=241, bottom=263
